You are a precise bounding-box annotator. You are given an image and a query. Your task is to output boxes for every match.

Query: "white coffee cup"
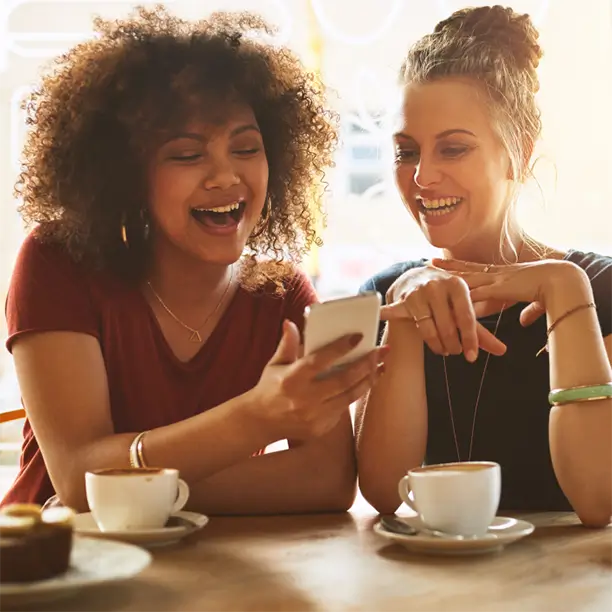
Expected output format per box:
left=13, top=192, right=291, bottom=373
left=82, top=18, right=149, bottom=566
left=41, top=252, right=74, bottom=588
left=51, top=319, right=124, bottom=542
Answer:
left=85, top=467, right=190, bottom=532
left=398, top=461, right=501, bottom=537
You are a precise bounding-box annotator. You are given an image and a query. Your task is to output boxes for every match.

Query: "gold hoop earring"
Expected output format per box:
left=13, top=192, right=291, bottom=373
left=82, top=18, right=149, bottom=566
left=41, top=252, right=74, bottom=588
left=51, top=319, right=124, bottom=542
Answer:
left=251, top=198, right=271, bottom=239
left=120, top=215, right=129, bottom=248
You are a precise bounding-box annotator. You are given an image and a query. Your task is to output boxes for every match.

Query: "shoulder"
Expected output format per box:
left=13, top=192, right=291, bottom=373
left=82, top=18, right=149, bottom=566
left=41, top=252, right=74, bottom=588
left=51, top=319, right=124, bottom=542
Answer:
left=565, top=249, right=612, bottom=280
left=279, top=265, right=318, bottom=320
left=248, top=260, right=317, bottom=304
left=359, top=259, right=428, bottom=304
left=242, top=261, right=317, bottom=333
left=9, top=230, right=90, bottom=296
left=565, top=249, right=612, bottom=336
left=6, top=231, right=104, bottom=352
left=13, top=230, right=73, bottom=271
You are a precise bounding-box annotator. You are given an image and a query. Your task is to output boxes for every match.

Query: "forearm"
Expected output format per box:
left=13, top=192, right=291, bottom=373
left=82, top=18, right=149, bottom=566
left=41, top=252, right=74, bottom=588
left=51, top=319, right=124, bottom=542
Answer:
left=546, top=269, right=612, bottom=526
left=356, top=320, right=427, bottom=514
left=58, top=391, right=274, bottom=511
left=188, top=415, right=357, bottom=515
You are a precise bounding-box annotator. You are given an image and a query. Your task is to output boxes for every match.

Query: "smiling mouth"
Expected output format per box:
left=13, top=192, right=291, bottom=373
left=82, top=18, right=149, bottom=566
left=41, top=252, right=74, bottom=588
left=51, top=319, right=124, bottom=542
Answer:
left=417, top=196, right=463, bottom=216
left=190, top=201, right=246, bottom=228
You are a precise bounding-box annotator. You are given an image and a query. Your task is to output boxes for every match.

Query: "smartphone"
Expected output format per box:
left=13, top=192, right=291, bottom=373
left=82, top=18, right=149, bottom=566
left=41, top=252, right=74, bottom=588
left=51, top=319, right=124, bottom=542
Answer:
left=303, top=291, right=382, bottom=373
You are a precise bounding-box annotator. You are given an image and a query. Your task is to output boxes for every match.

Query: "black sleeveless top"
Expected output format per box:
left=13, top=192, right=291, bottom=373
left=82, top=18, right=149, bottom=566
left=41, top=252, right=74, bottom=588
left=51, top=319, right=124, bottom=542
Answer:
left=360, top=251, right=612, bottom=511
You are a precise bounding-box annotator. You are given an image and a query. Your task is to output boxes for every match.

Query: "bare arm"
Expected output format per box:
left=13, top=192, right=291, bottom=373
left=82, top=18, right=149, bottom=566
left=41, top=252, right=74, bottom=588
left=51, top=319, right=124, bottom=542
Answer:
left=545, top=269, right=612, bottom=527
left=355, top=267, right=505, bottom=515
left=189, top=415, right=356, bottom=515
left=355, top=320, right=428, bottom=514
left=13, top=326, right=376, bottom=513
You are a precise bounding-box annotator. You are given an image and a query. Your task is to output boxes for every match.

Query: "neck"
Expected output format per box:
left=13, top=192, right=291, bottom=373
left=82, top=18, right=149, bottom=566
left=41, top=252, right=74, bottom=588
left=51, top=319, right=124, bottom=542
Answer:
left=442, top=222, right=532, bottom=264
left=146, top=241, right=234, bottom=308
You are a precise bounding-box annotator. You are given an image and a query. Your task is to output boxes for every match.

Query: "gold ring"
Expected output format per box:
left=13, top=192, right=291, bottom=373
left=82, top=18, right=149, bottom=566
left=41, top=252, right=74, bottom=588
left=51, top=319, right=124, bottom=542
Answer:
left=414, top=314, right=433, bottom=323
left=483, top=264, right=493, bottom=273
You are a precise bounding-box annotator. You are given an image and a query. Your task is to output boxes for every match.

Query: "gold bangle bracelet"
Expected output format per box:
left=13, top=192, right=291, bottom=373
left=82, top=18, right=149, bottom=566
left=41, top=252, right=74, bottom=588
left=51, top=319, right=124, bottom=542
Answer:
left=536, top=302, right=596, bottom=357
left=136, top=431, right=149, bottom=468
left=129, top=432, right=147, bottom=468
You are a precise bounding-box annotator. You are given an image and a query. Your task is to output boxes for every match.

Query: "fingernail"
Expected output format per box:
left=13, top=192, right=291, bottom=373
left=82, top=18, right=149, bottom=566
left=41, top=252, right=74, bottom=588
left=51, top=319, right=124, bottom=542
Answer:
left=349, top=333, right=363, bottom=347
left=466, top=349, right=477, bottom=363
left=379, top=345, right=391, bottom=356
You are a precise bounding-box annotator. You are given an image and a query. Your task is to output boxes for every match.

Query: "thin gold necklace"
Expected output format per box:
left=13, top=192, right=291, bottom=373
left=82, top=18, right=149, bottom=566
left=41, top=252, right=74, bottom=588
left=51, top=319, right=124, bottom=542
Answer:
left=443, top=305, right=505, bottom=462
left=443, top=242, right=525, bottom=462
left=147, top=266, right=234, bottom=343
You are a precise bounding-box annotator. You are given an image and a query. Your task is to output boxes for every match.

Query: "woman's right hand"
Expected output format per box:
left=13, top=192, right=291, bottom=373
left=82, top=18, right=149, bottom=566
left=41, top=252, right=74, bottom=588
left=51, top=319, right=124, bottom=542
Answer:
left=380, top=265, right=507, bottom=362
left=253, top=320, right=387, bottom=441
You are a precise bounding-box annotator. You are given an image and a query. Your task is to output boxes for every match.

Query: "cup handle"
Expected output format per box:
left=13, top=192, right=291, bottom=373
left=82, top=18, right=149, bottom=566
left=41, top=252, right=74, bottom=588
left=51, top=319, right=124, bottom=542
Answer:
left=398, top=475, right=418, bottom=514
left=172, top=478, right=190, bottom=513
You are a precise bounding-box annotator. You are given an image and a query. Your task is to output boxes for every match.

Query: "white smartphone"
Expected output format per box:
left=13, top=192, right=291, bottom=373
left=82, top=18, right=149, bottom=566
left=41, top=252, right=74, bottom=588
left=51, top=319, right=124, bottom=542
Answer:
left=303, top=291, right=382, bottom=372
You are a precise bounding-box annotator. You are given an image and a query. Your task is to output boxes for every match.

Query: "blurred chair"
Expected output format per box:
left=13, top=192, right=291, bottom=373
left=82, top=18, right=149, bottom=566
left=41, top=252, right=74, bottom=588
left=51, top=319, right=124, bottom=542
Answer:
left=0, top=409, right=25, bottom=424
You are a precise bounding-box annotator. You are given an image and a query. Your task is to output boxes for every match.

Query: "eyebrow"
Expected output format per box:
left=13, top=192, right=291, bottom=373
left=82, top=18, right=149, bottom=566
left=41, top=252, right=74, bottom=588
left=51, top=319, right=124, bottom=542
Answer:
left=393, top=128, right=476, bottom=140
left=163, top=124, right=261, bottom=143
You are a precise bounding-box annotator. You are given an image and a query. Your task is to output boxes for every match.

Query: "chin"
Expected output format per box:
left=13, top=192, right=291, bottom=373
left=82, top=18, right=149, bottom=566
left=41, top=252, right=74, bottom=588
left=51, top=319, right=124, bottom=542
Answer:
left=194, top=245, right=246, bottom=267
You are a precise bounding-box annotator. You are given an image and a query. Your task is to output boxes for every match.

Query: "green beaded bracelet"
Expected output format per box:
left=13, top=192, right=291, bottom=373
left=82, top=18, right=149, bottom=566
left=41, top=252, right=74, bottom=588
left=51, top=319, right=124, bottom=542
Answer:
left=548, top=383, right=612, bottom=406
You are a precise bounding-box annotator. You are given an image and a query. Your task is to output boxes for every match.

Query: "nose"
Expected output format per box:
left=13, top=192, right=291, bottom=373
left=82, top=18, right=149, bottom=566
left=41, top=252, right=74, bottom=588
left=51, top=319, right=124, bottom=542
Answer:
left=203, top=154, right=240, bottom=190
left=413, top=153, right=442, bottom=189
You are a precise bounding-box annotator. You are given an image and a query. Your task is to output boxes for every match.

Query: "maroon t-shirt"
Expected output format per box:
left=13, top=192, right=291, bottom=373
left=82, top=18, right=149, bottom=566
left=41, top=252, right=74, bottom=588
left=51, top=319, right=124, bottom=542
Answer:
left=3, top=232, right=317, bottom=506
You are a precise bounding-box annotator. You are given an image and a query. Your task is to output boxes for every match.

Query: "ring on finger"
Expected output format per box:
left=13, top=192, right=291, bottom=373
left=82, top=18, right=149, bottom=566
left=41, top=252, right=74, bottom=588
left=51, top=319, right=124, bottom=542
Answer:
left=413, top=313, right=433, bottom=326
left=483, top=264, right=493, bottom=273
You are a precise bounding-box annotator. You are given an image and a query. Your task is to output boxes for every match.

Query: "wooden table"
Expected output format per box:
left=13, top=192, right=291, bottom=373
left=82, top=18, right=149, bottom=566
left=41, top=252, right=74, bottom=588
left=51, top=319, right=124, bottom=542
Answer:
left=37, top=510, right=612, bottom=611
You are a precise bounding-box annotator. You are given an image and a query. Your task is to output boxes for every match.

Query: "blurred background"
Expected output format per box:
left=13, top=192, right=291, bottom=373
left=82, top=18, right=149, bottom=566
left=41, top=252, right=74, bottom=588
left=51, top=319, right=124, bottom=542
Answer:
left=1, top=0, right=611, bottom=495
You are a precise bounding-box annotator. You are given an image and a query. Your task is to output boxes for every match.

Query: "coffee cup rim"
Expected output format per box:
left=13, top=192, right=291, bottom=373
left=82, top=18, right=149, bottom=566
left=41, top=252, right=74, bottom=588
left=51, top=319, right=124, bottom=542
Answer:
left=86, top=467, right=178, bottom=477
left=408, top=461, right=499, bottom=475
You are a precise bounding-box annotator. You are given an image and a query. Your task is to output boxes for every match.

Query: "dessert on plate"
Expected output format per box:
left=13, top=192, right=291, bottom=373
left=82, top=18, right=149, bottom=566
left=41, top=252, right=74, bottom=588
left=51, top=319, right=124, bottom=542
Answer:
left=0, top=503, right=75, bottom=583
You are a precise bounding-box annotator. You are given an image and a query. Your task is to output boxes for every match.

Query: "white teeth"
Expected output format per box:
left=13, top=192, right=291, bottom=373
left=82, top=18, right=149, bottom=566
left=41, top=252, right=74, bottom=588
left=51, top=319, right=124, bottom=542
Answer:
left=194, top=201, right=242, bottom=214
left=419, top=197, right=462, bottom=210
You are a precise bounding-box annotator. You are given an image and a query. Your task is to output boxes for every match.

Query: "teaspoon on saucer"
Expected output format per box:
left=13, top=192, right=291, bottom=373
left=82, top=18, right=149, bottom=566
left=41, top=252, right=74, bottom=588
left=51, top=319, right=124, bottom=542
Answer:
left=379, top=516, right=496, bottom=541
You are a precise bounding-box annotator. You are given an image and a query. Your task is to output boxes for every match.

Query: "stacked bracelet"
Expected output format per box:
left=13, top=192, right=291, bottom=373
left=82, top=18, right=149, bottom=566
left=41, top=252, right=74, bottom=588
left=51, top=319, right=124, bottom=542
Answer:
left=536, top=302, right=596, bottom=357
left=128, top=431, right=148, bottom=468
left=548, top=383, right=612, bottom=407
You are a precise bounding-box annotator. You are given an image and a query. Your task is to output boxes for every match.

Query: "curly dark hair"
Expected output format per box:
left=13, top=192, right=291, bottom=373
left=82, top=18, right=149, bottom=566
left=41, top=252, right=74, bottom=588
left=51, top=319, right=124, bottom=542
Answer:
left=16, top=4, right=337, bottom=288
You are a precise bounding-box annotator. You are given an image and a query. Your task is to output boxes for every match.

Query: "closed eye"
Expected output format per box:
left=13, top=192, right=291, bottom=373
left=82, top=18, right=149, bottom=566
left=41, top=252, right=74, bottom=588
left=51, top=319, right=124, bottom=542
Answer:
left=168, top=154, right=202, bottom=162
left=234, top=148, right=261, bottom=156
left=395, top=149, right=419, bottom=163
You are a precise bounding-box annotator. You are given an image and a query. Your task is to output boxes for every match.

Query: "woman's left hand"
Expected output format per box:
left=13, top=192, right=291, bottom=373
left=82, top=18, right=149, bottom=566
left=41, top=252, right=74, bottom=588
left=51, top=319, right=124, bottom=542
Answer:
left=432, top=258, right=589, bottom=327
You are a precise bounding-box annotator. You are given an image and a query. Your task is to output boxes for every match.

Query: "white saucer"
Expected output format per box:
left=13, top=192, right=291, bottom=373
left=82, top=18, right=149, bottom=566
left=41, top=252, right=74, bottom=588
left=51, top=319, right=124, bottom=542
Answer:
left=374, top=516, right=535, bottom=556
left=0, top=536, right=151, bottom=608
left=73, top=511, right=209, bottom=547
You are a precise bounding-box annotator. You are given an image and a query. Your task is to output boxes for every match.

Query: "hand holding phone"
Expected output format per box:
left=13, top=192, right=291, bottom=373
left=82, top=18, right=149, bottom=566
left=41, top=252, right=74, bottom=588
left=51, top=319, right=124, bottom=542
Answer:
left=303, top=292, right=382, bottom=374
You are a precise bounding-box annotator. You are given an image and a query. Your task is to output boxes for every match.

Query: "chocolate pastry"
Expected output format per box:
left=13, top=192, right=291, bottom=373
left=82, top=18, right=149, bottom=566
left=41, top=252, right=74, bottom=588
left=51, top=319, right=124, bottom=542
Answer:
left=0, top=503, right=75, bottom=583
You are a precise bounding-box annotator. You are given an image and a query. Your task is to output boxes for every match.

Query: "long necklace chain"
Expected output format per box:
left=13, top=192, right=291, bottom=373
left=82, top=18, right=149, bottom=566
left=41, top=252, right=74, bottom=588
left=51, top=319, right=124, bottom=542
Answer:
left=443, top=305, right=505, bottom=462
left=442, top=240, right=527, bottom=462
left=147, top=266, right=234, bottom=343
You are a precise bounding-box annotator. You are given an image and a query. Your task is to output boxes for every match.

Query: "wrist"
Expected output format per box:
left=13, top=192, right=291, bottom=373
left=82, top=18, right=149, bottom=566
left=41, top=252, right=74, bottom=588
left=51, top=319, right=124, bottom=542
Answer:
left=234, top=389, right=280, bottom=449
left=386, top=319, right=423, bottom=344
left=543, top=262, right=593, bottom=316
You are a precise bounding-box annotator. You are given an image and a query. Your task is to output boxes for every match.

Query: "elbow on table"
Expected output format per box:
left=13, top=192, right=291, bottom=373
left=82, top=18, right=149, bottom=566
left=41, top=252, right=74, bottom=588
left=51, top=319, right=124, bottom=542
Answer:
left=323, top=464, right=358, bottom=513
left=54, top=480, right=89, bottom=514
left=312, top=453, right=358, bottom=513
left=326, top=481, right=357, bottom=513
left=50, top=466, right=90, bottom=513
left=575, top=504, right=611, bottom=529
left=358, top=481, right=401, bottom=516
left=566, top=482, right=612, bottom=528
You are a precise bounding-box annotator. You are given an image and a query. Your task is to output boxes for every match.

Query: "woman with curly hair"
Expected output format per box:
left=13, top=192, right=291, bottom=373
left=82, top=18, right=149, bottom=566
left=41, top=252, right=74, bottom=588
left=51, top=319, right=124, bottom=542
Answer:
left=3, top=6, right=386, bottom=513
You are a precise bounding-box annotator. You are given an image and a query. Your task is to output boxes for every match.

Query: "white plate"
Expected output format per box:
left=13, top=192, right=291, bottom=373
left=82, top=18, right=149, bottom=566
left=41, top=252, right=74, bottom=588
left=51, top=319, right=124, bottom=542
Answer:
left=0, top=536, right=151, bottom=608
left=73, top=511, right=209, bottom=547
left=374, top=516, right=535, bottom=556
